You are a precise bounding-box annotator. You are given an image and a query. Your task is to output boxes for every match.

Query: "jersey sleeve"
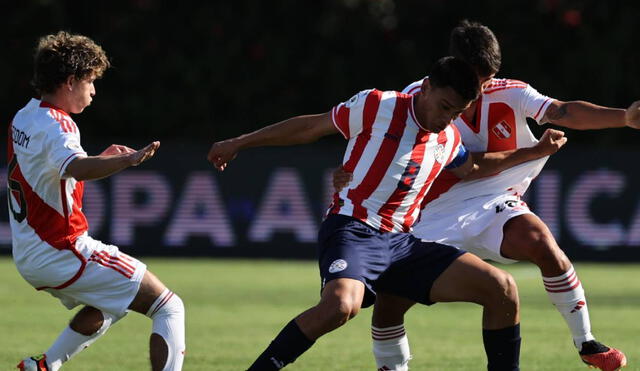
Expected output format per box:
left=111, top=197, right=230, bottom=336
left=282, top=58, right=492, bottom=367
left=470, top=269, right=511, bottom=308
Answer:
left=520, top=84, right=554, bottom=125
left=443, top=125, right=469, bottom=169
left=46, top=128, right=88, bottom=178
left=330, top=89, right=376, bottom=139
left=444, top=143, right=469, bottom=169
left=402, top=77, right=426, bottom=95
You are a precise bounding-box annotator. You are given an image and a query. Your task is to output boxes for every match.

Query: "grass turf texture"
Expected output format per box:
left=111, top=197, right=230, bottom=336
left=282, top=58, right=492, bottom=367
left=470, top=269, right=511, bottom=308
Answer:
left=1, top=257, right=638, bottom=370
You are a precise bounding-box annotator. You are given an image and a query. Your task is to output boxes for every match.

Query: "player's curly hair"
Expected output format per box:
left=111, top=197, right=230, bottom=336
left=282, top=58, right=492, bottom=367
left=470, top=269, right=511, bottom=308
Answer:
left=449, top=20, right=501, bottom=77
left=31, top=31, right=110, bottom=95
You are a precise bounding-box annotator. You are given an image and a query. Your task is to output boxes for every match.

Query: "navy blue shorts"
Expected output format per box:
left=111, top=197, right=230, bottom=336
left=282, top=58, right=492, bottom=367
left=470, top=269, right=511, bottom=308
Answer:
left=317, top=214, right=465, bottom=308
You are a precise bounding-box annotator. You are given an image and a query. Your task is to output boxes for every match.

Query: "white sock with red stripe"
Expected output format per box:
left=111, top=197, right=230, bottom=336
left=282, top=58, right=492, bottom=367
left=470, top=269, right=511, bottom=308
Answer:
left=371, top=324, right=411, bottom=371
left=543, top=265, right=595, bottom=350
left=45, top=311, right=121, bottom=371
left=146, top=288, right=185, bottom=371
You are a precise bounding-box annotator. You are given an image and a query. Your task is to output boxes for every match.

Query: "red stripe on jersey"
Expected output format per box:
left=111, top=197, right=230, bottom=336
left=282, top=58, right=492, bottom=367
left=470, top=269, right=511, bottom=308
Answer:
left=487, top=102, right=518, bottom=151
left=403, top=130, right=453, bottom=230
left=343, top=90, right=383, bottom=172
left=420, top=170, right=461, bottom=210
left=533, top=97, right=552, bottom=121
left=378, top=128, right=428, bottom=232
left=348, top=93, right=408, bottom=222
left=332, top=105, right=351, bottom=138
left=483, top=84, right=527, bottom=95
left=331, top=90, right=383, bottom=215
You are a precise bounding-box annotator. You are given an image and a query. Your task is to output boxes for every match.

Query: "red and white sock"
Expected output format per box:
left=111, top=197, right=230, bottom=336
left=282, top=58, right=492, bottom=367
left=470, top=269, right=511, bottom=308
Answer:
left=371, top=324, right=411, bottom=371
left=543, top=265, right=595, bottom=350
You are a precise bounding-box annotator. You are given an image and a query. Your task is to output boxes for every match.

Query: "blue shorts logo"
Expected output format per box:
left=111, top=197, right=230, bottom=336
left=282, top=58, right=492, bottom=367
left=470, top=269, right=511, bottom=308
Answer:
left=328, top=259, right=348, bottom=273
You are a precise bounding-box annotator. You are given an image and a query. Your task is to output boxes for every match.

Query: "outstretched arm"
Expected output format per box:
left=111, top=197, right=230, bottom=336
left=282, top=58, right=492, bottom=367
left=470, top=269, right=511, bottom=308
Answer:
left=331, top=129, right=567, bottom=191
left=207, top=112, right=337, bottom=171
left=542, top=99, right=640, bottom=130
left=449, top=128, right=567, bottom=180
left=65, top=141, right=160, bottom=181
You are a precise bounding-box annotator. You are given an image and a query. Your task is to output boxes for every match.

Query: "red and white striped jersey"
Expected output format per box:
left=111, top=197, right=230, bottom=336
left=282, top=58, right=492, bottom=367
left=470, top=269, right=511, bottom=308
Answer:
left=403, top=78, right=553, bottom=213
left=8, top=98, right=89, bottom=287
left=328, top=89, right=465, bottom=233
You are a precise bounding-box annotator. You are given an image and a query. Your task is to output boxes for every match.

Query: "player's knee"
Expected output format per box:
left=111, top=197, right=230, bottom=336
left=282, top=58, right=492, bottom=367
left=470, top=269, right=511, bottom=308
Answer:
left=523, top=231, right=568, bottom=270
left=70, top=306, right=105, bottom=336
left=486, top=270, right=518, bottom=309
left=323, top=297, right=360, bottom=327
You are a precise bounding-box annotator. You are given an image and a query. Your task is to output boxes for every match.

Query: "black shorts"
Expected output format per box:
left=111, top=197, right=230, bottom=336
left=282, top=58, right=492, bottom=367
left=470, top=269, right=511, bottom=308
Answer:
left=317, top=214, right=465, bottom=307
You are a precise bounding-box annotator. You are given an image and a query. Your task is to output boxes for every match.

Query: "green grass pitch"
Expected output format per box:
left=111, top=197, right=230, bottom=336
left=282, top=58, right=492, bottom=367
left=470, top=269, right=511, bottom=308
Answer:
left=1, top=257, right=638, bottom=370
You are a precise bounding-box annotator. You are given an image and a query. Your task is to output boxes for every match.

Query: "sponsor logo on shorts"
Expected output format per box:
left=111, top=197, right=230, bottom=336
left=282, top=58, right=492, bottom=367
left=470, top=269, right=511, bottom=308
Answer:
left=328, top=259, right=348, bottom=273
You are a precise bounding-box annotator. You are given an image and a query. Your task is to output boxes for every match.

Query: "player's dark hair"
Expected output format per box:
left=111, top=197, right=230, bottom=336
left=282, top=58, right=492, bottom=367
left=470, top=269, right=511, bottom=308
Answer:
left=429, top=56, right=480, bottom=101
left=32, top=31, right=110, bottom=95
left=449, top=20, right=501, bottom=77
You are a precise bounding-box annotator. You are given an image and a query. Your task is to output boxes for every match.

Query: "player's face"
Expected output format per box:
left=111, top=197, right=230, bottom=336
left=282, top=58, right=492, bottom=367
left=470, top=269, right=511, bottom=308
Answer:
left=416, top=84, right=472, bottom=133
left=68, top=76, right=96, bottom=114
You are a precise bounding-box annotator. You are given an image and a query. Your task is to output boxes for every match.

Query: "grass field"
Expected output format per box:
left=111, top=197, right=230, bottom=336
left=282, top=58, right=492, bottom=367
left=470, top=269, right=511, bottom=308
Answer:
left=1, top=257, right=638, bottom=370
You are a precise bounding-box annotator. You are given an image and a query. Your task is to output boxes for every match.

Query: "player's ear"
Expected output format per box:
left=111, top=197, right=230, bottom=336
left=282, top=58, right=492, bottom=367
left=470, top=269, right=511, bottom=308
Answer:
left=421, top=78, right=431, bottom=93
left=64, top=75, right=75, bottom=91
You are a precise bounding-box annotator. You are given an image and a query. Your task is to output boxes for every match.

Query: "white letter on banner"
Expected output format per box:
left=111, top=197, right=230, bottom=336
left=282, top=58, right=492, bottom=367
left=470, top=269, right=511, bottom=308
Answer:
left=249, top=168, right=317, bottom=242
left=533, top=170, right=561, bottom=239
left=164, top=172, right=235, bottom=247
left=83, top=181, right=106, bottom=235
left=111, top=172, right=171, bottom=245
left=565, top=169, right=626, bottom=247
left=0, top=170, right=11, bottom=245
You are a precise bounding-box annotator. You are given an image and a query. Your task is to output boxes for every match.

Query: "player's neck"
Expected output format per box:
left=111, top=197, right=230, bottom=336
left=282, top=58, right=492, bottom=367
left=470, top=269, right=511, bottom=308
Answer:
left=461, top=100, right=478, bottom=122
left=40, top=93, right=70, bottom=114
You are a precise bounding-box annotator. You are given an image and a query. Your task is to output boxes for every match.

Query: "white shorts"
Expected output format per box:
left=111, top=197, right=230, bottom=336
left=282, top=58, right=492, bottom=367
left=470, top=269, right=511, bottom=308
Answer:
left=413, top=193, right=533, bottom=264
left=18, top=235, right=146, bottom=317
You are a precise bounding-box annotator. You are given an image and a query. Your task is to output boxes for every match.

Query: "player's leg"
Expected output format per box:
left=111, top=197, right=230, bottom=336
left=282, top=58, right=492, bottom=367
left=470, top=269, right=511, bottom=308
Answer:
left=429, top=253, right=520, bottom=371
left=35, top=306, right=124, bottom=371
left=247, top=277, right=365, bottom=370
left=501, top=213, right=626, bottom=370
left=128, top=270, right=185, bottom=371
left=371, top=293, right=415, bottom=371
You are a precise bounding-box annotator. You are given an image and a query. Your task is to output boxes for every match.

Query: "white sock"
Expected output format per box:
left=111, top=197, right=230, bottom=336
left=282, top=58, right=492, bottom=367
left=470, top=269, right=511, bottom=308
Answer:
left=543, top=265, right=595, bottom=350
left=45, top=311, right=121, bottom=371
left=372, top=324, right=411, bottom=371
left=146, top=289, right=186, bottom=371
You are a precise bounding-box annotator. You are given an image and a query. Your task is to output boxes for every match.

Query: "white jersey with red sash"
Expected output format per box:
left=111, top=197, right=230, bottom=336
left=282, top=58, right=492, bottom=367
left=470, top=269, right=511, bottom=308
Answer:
left=404, top=78, right=552, bottom=214
left=8, top=98, right=90, bottom=289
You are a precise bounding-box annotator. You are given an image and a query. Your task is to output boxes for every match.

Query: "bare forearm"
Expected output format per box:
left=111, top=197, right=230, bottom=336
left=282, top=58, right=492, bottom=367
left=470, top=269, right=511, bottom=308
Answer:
left=464, top=147, right=542, bottom=181
left=236, top=114, right=334, bottom=150
left=65, top=155, right=133, bottom=181
left=546, top=101, right=626, bottom=130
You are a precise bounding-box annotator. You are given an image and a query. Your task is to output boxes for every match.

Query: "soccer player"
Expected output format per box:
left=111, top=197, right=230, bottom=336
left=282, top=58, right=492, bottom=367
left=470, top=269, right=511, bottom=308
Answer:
left=208, top=56, right=565, bottom=370
left=333, top=20, right=638, bottom=371
left=10, top=31, right=185, bottom=371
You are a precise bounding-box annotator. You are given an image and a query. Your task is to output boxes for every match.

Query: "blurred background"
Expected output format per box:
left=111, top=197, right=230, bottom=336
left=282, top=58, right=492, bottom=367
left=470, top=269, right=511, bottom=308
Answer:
left=2, top=0, right=640, bottom=261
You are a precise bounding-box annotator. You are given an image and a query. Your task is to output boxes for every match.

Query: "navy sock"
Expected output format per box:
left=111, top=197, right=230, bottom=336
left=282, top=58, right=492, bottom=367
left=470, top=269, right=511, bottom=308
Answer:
left=482, top=324, right=521, bottom=371
left=247, top=319, right=315, bottom=370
